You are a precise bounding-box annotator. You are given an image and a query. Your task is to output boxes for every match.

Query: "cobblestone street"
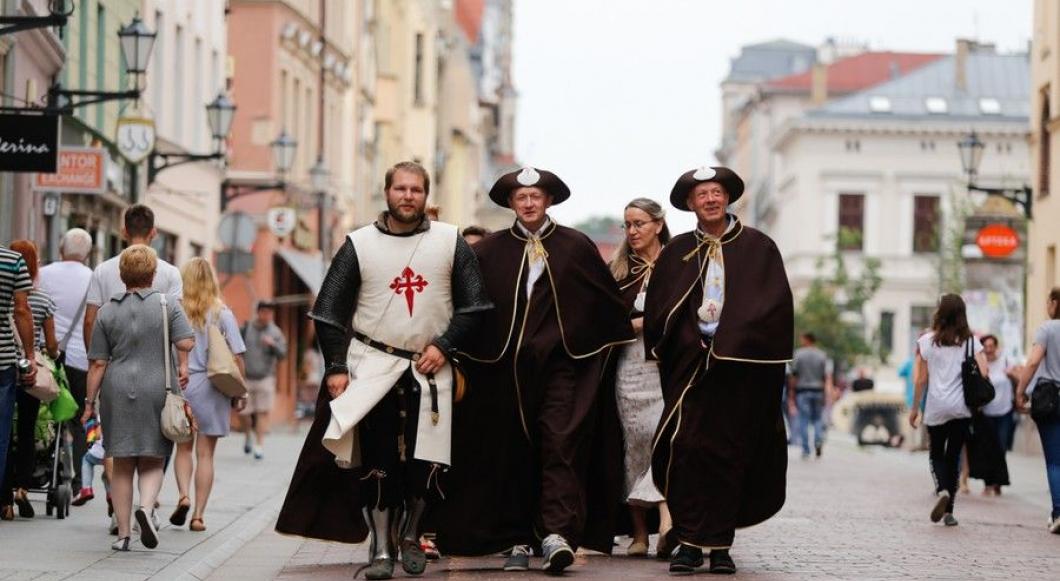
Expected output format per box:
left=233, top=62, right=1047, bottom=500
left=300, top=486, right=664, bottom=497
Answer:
left=208, top=435, right=1060, bottom=580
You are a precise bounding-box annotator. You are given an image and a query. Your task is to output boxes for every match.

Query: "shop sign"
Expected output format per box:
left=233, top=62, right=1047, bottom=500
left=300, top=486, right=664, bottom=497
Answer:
left=975, top=223, right=1020, bottom=259
left=268, top=207, right=297, bottom=237
left=33, top=147, right=107, bottom=194
left=0, top=113, right=60, bottom=173
left=116, top=116, right=156, bottom=164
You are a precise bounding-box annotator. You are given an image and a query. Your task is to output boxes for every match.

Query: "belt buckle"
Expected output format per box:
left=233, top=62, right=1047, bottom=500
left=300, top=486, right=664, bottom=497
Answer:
left=386, top=346, right=394, bottom=354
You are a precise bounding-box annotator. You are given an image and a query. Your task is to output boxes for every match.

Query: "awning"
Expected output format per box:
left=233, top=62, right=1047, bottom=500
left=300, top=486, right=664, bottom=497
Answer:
left=276, top=248, right=326, bottom=296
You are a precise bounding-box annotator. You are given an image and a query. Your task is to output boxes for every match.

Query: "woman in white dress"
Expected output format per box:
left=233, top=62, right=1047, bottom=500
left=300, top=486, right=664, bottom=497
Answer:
left=609, top=198, right=671, bottom=557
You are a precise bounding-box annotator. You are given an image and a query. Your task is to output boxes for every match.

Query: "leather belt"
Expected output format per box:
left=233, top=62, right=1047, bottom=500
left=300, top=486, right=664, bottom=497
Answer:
left=353, top=331, right=439, bottom=425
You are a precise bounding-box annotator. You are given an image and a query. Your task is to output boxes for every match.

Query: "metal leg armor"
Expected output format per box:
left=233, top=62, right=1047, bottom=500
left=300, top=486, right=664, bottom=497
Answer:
left=398, top=497, right=429, bottom=575
left=362, top=507, right=396, bottom=580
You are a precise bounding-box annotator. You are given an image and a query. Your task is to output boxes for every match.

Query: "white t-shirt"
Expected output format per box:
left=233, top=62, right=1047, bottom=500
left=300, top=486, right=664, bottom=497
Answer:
left=917, top=332, right=982, bottom=426
left=981, top=355, right=1014, bottom=417
left=85, top=254, right=183, bottom=307
left=38, top=261, right=93, bottom=371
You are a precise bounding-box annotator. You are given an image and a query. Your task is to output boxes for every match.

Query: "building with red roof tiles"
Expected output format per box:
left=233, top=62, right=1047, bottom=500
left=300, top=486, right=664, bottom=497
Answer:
left=765, top=52, right=943, bottom=95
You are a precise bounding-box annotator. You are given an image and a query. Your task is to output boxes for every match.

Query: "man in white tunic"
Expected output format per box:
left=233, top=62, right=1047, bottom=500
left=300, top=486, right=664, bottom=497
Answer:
left=275, top=161, right=491, bottom=581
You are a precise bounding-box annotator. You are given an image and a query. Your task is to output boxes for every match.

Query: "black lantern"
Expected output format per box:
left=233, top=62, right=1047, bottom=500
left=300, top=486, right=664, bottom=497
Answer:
left=206, top=92, right=237, bottom=141
left=957, top=131, right=985, bottom=178
left=271, top=130, right=297, bottom=175
left=118, top=15, right=157, bottom=77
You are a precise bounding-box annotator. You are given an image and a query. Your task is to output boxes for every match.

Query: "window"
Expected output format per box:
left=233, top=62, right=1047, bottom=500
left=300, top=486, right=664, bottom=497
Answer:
left=979, top=98, right=1002, bottom=115
left=150, top=230, right=177, bottom=264
left=413, top=32, right=425, bottom=105
left=880, top=311, right=895, bottom=359
left=869, top=96, right=892, bottom=113
left=190, top=242, right=204, bottom=258
left=837, top=193, right=864, bottom=251
left=925, top=97, right=948, bottom=114
left=913, top=195, right=940, bottom=253
left=174, top=26, right=184, bottom=142
left=194, top=38, right=203, bottom=148
left=153, top=11, right=164, bottom=120
left=95, top=4, right=106, bottom=128
left=1048, top=245, right=1057, bottom=290
left=910, top=306, right=933, bottom=354
left=1040, top=86, right=1051, bottom=198
left=78, top=0, right=89, bottom=92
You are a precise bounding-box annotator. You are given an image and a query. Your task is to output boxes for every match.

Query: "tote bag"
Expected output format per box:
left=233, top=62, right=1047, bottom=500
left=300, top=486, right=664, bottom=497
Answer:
left=207, top=316, right=246, bottom=398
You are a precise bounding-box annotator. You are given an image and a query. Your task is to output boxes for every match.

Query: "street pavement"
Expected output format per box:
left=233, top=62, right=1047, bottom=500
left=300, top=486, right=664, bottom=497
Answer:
left=3, top=426, right=1059, bottom=580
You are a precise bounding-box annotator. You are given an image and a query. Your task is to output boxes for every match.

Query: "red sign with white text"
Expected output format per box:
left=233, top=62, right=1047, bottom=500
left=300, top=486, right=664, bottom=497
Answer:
left=975, top=224, right=1020, bottom=258
left=33, top=147, right=106, bottom=194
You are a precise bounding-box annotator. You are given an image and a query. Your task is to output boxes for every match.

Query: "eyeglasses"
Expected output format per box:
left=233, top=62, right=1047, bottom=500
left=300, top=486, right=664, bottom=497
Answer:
left=624, top=219, right=657, bottom=231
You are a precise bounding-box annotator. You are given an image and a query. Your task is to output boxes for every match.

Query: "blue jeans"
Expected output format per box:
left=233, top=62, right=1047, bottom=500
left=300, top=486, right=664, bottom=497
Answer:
left=1035, top=416, right=1060, bottom=519
left=796, top=390, right=826, bottom=456
left=0, top=366, right=17, bottom=486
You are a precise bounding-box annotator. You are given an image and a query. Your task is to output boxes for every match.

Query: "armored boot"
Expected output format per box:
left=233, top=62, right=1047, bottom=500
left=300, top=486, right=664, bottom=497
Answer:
left=362, top=507, right=397, bottom=580
left=398, top=498, right=429, bottom=575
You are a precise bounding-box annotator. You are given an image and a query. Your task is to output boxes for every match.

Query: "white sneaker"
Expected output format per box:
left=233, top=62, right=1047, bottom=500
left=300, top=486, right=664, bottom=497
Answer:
left=1049, top=516, right=1060, bottom=534
left=930, top=491, right=950, bottom=523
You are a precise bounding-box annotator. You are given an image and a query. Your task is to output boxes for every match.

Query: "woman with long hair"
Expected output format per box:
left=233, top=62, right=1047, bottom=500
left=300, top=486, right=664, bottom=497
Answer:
left=908, top=293, right=988, bottom=527
left=169, top=258, right=246, bottom=532
left=1015, top=287, right=1060, bottom=534
left=1, top=240, right=59, bottom=520
left=609, top=197, right=672, bottom=557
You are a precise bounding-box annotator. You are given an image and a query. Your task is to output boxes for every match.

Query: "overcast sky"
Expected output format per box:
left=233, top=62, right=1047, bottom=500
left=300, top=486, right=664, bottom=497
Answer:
left=511, top=0, right=1032, bottom=232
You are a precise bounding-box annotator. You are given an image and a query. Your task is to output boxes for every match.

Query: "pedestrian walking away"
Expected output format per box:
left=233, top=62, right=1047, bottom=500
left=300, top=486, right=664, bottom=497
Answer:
left=908, top=293, right=988, bottom=528
left=609, top=197, right=673, bottom=558
left=170, top=258, right=248, bottom=533
left=644, top=166, right=793, bottom=575
left=0, top=242, right=37, bottom=522
left=81, top=246, right=195, bottom=551
left=239, top=301, right=287, bottom=460
left=1, top=241, right=59, bottom=520
left=1014, top=287, right=1060, bottom=534
left=38, top=228, right=94, bottom=499
left=788, top=332, right=834, bottom=459
left=275, top=161, right=491, bottom=581
left=434, top=166, right=635, bottom=574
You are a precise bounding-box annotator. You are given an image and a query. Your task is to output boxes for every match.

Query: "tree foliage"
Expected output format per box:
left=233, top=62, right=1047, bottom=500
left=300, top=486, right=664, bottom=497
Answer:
left=794, top=227, right=884, bottom=375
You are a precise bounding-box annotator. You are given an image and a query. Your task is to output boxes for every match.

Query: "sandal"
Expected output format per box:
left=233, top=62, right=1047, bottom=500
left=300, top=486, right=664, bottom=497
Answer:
left=14, top=489, right=34, bottom=518
left=170, top=496, right=191, bottom=526
left=189, top=517, right=206, bottom=532
left=0, top=504, right=13, bottom=521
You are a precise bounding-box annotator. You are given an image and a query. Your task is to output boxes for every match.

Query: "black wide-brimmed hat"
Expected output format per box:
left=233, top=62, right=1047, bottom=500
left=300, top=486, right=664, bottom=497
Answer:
left=669, top=166, right=744, bottom=211
left=488, top=167, right=571, bottom=208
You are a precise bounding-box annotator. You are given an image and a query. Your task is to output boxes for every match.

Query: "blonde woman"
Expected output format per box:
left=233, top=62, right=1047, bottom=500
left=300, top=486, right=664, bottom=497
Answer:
left=169, top=258, right=247, bottom=532
left=609, top=197, right=672, bottom=558
left=82, top=245, right=195, bottom=551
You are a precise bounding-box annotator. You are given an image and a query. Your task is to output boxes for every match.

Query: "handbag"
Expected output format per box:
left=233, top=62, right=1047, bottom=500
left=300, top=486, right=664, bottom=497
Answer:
left=159, top=295, right=194, bottom=444
left=8, top=313, right=60, bottom=402
left=961, top=337, right=995, bottom=410
left=207, top=314, right=247, bottom=398
left=1030, top=377, right=1060, bottom=422
left=48, top=369, right=78, bottom=423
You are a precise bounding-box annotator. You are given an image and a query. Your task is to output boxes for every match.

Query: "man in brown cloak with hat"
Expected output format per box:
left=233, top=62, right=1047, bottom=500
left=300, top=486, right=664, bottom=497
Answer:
left=434, top=167, right=634, bottom=574
left=274, top=161, right=491, bottom=580
left=644, top=166, right=793, bottom=575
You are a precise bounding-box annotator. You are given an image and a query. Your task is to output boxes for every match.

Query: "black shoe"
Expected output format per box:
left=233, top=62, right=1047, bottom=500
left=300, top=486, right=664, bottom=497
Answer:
left=669, top=544, right=704, bottom=575
left=363, top=557, right=395, bottom=580
left=709, top=549, right=736, bottom=574
left=135, top=508, right=158, bottom=549
left=400, top=539, right=427, bottom=575
left=815, top=443, right=823, bottom=458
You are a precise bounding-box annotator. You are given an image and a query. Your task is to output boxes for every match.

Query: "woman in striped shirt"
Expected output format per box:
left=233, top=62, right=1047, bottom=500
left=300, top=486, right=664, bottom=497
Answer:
left=0, top=241, right=59, bottom=520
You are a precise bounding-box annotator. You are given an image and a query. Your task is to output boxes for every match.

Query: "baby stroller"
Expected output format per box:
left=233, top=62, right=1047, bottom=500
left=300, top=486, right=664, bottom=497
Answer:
left=26, top=404, right=74, bottom=519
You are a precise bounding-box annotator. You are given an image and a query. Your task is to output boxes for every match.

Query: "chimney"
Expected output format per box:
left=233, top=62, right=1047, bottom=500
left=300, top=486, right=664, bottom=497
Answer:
left=811, top=63, right=828, bottom=105
left=955, top=38, right=973, bottom=92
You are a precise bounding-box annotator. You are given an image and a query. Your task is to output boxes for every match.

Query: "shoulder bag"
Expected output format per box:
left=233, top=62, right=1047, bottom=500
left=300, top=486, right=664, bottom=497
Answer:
left=8, top=313, right=60, bottom=402
left=207, top=312, right=247, bottom=398
left=1030, top=377, right=1060, bottom=422
left=159, top=295, right=194, bottom=443
left=961, top=337, right=995, bottom=410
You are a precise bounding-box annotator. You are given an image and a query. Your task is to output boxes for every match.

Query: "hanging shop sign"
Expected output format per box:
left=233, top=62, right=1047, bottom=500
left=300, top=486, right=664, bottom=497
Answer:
left=0, top=113, right=60, bottom=173
left=975, top=223, right=1020, bottom=259
left=267, top=207, right=297, bottom=238
left=116, top=116, right=156, bottom=164
left=33, top=147, right=107, bottom=194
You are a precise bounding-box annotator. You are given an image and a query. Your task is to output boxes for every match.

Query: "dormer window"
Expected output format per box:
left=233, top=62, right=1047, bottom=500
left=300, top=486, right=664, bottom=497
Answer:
left=869, top=96, right=892, bottom=113
left=979, top=98, right=1002, bottom=115
left=925, top=97, right=948, bottom=114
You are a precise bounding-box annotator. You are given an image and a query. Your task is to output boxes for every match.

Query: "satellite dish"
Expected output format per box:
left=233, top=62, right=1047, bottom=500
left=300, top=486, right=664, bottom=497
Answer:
left=218, top=211, right=257, bottom=251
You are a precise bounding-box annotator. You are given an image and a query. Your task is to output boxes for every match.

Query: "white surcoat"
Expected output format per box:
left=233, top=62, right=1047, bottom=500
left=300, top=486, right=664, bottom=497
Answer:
left=322, top=221, right=458, bottom=468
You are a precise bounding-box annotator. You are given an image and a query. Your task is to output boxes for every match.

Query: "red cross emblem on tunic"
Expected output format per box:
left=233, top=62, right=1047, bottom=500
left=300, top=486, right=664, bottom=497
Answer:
left=390, top=266, right=429, bottom=316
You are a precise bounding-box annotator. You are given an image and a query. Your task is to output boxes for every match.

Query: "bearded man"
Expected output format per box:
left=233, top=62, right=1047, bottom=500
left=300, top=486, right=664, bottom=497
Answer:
left=276, top=161, right=492, bottom=581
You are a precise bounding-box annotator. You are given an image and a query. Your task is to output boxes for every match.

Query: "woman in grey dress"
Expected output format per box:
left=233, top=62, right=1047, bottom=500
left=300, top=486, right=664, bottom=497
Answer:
left=170, top=258, right=246, bottom=533
left=82, top=245, right=194, bottom=551
left=609, top=198, right=672, bottom=558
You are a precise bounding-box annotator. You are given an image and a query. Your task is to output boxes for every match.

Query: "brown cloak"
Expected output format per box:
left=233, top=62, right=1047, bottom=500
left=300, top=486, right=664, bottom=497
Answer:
left=435, top=221, right=634, bottom=555
left=644, top=218, right=793, bottom=549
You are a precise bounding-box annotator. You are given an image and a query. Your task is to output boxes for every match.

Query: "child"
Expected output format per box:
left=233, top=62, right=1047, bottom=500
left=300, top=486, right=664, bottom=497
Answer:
left=72, top=417, right=110, bottom=513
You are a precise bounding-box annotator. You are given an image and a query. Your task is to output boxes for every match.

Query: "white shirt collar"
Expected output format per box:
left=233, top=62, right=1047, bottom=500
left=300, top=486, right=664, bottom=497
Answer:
left=517, top=217, right=552, bottom=238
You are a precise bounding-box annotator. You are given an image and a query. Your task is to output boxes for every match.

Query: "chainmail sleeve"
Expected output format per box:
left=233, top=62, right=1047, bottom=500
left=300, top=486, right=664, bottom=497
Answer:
left=309, top=238, right=361, bottom=372
left=433, top=237, right=493, bottom=356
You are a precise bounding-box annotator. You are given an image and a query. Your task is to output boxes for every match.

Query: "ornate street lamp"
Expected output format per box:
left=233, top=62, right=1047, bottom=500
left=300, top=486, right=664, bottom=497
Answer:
left=148, top=93, right=238, bottom=184
left=219, top=130, right=298, bottom=212
left=271, top=130, right=298, bottom=176
left=206, top=92, right=237, bottom=142
left=956, top=131, right=1032, bottom=219
left=117, top=15, right=157, bottom=79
